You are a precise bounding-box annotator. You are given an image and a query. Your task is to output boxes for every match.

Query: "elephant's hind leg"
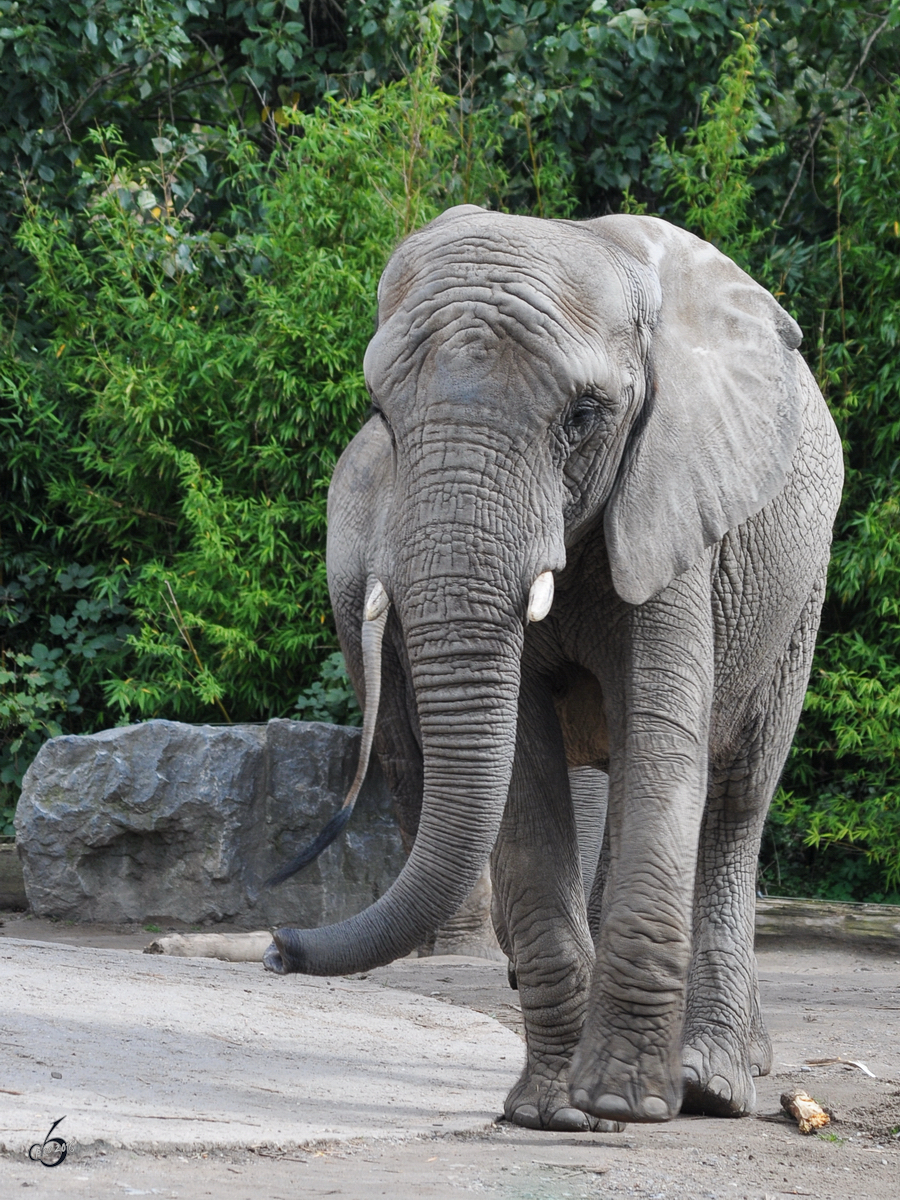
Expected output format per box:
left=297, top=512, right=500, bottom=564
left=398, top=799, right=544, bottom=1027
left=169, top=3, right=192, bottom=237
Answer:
left=492, top=678, right=622, bottom=1133
left=682, top=584, right=824, bottom=1117
left=680, top=779, right=769, bottom=1118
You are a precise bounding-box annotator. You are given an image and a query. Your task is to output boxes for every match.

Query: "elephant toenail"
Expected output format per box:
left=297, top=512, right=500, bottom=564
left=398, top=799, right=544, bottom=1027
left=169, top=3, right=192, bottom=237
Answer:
left=570, top=1088, right=593, bottom=1112
left=510, top=1104, right=541, bottom=1129
left=639, top=1096, right=670, bottom=1121
left=548, top=1108, right=589, bottom=1132
left=588, top=1093, right=632, bottom=1122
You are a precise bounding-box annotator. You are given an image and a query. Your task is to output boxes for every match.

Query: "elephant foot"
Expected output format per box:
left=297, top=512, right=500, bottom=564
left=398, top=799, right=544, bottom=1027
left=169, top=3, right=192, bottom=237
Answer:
left=505, top=1073, right=625, bottom=1133
left=680, top=1036, right=757, bottom=1117
left=749, top=1014, right=773, bottom=1079
left=568, top=1087, right=677, bottom=1125
left=568, top=1040, right=682, bottom=1124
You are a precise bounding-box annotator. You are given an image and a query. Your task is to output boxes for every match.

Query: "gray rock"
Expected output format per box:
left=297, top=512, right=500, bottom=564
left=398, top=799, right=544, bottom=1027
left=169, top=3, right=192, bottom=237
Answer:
left=15, top=719, right=406, bottom=927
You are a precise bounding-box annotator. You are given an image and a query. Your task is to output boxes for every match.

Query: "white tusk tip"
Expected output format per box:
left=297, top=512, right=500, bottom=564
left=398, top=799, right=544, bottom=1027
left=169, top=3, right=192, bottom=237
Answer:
left=527, top=571, right=554, bottom=623
left=364, top=580, right=390, bottom=622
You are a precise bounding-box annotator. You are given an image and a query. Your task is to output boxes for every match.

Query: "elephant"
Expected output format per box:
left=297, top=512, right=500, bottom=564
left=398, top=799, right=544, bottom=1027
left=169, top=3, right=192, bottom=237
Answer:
left=264, top=207, right=843, bottom=1131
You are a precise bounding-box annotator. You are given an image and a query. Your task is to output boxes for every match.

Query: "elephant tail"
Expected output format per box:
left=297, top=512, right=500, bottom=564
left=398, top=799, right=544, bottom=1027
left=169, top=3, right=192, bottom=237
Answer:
left=264, top=584, right=389, bottom=889
left=264, top=804, right=355, bottom=887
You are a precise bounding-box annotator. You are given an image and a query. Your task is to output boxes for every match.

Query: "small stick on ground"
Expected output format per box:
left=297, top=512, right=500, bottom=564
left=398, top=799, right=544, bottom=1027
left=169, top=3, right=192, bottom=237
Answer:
left=781, top=1089, right=830, bottom=1134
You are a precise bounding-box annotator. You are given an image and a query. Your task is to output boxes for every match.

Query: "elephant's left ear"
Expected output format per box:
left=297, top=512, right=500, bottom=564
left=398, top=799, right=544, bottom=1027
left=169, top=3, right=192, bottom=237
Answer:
left=591, top=215, right=806, bottom=606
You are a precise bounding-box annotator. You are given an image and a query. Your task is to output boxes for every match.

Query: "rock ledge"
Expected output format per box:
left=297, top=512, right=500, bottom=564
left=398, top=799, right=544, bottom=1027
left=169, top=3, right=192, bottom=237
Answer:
left=15, top=718, right=405, bottom=927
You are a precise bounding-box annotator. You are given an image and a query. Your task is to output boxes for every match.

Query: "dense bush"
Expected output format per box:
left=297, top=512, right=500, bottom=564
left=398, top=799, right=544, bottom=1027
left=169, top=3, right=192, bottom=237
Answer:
left=0, top=27, right=511, bottom=830
left=2, top=3, right=900, bottom=899
left=760, top=86, right=900, bottom=901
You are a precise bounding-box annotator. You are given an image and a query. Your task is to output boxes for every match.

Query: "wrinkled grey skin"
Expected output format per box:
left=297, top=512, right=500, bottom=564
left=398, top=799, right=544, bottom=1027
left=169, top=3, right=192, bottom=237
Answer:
left=265, top=208, right=843, bottom=1130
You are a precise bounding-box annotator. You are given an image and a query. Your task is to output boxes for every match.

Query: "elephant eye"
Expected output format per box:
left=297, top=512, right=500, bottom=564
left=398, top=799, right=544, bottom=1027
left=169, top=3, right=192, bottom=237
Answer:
left=565, top=395, right=602, bottom=443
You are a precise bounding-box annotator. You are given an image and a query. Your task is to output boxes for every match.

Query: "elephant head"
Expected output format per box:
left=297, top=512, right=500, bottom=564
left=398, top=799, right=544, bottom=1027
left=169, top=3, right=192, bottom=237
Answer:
left=265, top=206, right=805, bottom=978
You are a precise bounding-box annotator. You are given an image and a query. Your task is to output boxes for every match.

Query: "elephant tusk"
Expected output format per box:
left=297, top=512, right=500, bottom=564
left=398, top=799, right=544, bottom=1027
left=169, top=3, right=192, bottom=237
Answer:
left=364, top=579, right=390, bottom=621
left=527, top=571, right=555, bottom=622
left=264, top=585, right=388, bottom=889
left=340, top=601, right=388, bottom=812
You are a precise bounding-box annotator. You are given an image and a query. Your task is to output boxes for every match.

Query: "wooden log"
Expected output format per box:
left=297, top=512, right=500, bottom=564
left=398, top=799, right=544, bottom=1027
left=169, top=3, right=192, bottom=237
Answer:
left=143, top=931, right=273, bottom=961
left=756, top=895, right=900, bottom=950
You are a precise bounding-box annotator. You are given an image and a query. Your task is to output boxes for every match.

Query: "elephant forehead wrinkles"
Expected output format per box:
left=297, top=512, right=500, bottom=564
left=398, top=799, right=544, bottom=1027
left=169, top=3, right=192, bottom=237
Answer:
left=401, top=219, right=611, bottom=301
left=368, top=296, right=615, bottom=411
left=400, top=260, right=623, bottom=348
left=399, top=291, right=596, bottom=373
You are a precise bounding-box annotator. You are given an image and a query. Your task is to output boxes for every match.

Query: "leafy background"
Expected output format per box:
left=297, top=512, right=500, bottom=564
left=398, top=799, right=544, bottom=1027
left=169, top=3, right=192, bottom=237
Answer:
left=2, top=0, right=900, bottom=901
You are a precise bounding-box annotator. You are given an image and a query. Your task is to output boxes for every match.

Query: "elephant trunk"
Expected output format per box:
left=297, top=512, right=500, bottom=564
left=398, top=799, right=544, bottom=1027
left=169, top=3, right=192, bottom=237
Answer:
left=266, top=431, right=561, bottom=977
left=268, top=616, right=523, bottom=975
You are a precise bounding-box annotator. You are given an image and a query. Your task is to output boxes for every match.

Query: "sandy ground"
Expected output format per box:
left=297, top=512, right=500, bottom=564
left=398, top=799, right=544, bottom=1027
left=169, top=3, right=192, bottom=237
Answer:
left=1, top=911, right=899, bottom=1199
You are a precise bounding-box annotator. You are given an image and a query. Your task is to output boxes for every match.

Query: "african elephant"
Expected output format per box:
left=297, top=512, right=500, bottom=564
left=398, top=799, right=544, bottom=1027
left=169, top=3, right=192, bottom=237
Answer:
left=264, top=208, right=843, bottom=1130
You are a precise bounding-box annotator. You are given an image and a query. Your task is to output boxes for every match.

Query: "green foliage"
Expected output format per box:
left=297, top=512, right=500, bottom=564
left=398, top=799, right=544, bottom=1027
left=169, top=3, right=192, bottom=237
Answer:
left=0, top=0, right=362, bottom=345
left=0, top=560, right=133, bottom=834
left=341, top=2, right=899, bottom=227
left=2, top=2, right=900, bottom=901
left=294, top=651, right=361, bottom=726
left=655, top=20, right=781, bottom=268
left=6, top=53, right=506, bottom=748
left=764, top=83, right=900, bottom=897
left=0, top=645, right=76, bottom=835
left=343, top=0, right=776, bottom=215
left=0, top=0, right=204, bottom=326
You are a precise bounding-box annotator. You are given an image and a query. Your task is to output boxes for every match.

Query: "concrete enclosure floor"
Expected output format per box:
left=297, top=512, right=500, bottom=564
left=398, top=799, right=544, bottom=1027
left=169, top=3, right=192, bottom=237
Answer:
left=1, top=911, right=899, bottom=1198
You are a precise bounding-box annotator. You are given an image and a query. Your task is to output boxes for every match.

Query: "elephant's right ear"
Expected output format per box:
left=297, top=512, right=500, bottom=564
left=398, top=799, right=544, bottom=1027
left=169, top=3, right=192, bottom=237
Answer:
left=593, top=215, right=806, bottom=606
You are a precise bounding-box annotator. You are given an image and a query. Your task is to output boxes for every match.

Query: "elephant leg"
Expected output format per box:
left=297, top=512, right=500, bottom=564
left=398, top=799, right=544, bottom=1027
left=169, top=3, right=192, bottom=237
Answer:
left=496, top=766, right=606, bottom=979
left=681, top=585, right=824, bottom=1117
left=491, top=679, right=620, bottom=1132
left=569, top=578, right=715, bottom=1124
left=431, top=862, right=503, bottom=959
left=568, top=766, right=608, bottom=903
left=679, top=770, right=771, bottom=1118
left=586, top=799, right=611, bottom=945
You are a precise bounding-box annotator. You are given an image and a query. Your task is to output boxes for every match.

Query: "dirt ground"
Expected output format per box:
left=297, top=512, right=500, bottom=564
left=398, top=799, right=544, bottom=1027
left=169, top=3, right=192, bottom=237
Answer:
left=1, top=911, right=899, bottom=1199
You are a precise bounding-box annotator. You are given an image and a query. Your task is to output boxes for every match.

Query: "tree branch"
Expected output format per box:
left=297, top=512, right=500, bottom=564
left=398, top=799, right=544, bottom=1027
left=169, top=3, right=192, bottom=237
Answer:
left=83, top=488, right=177, bottom=526
left=51, top=65, right=135, bottom=137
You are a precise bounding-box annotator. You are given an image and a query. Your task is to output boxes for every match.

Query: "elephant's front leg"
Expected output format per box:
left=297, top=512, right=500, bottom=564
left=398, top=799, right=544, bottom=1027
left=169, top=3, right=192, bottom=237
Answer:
left=492, top=679, right=621, bottom=1133
left=569, top=589, right=714, bottom=1124
left=682, top=584, right=825, bottom=1116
